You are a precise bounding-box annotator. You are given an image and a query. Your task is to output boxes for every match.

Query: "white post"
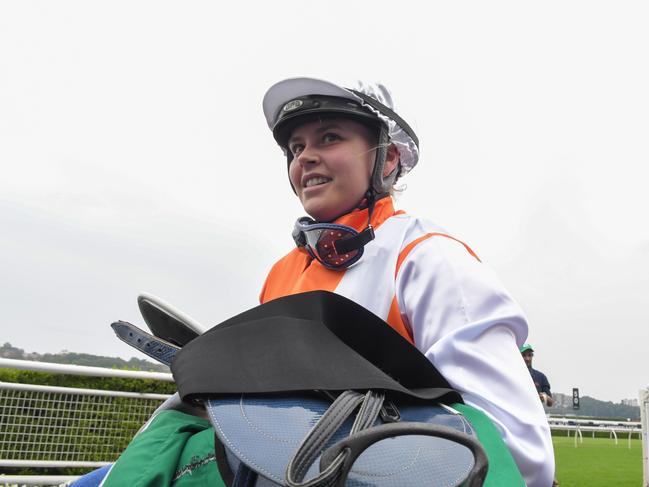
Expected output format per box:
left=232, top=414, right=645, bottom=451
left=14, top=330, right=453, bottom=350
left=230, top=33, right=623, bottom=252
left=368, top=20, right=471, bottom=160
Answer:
left=574, top=426, right=583, bottom=447
left=610, top=428, right=618, bottom=445
left=640, top=388, right=649, bottom=487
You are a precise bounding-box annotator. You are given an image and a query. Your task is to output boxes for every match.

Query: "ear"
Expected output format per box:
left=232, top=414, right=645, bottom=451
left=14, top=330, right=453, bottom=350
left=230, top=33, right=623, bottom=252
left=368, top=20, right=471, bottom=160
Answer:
left=382, top=144, right=401, bottom=178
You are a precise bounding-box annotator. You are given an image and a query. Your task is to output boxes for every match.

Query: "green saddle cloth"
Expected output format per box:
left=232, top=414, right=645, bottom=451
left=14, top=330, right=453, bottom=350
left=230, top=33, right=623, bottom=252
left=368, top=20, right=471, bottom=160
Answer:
left=103, top=410, right=224, bottom=487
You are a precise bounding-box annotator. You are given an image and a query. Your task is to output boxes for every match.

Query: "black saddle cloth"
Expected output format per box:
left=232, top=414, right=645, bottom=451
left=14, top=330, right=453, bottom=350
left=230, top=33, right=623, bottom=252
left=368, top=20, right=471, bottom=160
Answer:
left=171, top=290, right=462, bottom=404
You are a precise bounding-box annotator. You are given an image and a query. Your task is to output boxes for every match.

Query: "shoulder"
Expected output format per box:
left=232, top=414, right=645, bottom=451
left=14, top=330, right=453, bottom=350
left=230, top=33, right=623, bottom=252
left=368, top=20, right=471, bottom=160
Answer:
left=385, top=213, right=500, bottom=303
left=382, top=213, right=482, bottom=276
left=380, top=211, right=449, bottom=237
left=391, top=213, right=527, bottom=332
left=377, top=212, right=478, bottom=259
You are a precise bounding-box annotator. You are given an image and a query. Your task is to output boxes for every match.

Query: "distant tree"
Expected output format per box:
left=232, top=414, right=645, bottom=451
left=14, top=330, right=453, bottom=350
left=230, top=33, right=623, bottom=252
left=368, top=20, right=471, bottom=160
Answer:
left=549, top=392, right=640, bottom=420
left=0, top=342, right=25, bottom=359
left=0, top=343, right=168, bottom=372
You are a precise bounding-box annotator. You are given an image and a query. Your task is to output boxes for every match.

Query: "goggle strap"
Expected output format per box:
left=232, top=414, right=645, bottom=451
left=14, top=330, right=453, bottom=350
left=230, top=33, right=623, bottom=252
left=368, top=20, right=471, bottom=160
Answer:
left=334, top=226, right=375, bottom=254
left=292, top=217, right=312, bottom=248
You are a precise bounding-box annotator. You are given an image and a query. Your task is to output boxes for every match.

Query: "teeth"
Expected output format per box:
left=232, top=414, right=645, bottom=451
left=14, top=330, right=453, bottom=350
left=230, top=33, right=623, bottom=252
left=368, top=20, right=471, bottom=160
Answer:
left=305, top=177, right=331, bottom=188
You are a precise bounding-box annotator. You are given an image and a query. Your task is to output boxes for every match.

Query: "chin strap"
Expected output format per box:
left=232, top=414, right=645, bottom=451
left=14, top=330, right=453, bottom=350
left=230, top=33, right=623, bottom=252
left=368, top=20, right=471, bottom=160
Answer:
left=332, top=190, right=382, bottom=254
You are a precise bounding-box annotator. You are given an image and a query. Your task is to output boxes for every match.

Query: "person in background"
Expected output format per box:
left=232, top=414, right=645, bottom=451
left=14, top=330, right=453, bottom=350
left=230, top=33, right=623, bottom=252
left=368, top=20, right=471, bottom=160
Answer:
left=521, top=343, right=554, bottom=407
left=520, top=345, right=560, bottom=487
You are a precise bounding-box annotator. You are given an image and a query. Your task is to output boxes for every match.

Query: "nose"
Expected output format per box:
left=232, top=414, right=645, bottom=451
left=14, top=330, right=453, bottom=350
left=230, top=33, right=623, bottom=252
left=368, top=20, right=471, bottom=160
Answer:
left=289, top=142, right=319, bottom=191
left=295, top=143, right=320, bottom=167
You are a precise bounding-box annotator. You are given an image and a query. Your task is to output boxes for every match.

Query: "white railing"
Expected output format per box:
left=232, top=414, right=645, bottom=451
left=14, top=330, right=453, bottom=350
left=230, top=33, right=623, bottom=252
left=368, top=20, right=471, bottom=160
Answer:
left=0, top=358, right=173, bottom=382
left=547, top=415, right=642, bottom=429
left=547, top=414, right=642, bottom=450
left=0, top=358, right=173, bottom=486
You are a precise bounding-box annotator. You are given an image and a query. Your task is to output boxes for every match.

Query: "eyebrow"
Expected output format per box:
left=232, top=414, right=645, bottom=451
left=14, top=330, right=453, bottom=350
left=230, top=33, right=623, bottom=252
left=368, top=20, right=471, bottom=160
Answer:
left=288, top=124, right=344, bottom=145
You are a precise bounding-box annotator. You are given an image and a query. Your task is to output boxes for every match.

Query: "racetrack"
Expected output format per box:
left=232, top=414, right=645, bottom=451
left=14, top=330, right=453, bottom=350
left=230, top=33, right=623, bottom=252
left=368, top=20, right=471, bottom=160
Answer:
left=553, top=436, right=642, bottom=486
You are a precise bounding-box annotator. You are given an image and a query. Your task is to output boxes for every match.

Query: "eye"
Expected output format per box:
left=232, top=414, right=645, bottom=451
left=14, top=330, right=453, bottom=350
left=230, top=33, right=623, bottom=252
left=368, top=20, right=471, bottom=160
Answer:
left=322, top=132, right=342, bottom=143
left=289, top=143, right=305, bottom=156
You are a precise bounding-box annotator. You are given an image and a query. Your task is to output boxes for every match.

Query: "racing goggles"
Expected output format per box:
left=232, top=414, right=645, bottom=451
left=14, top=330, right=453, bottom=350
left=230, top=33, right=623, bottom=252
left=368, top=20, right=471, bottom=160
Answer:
left=292, top=217, right=375, bottom=270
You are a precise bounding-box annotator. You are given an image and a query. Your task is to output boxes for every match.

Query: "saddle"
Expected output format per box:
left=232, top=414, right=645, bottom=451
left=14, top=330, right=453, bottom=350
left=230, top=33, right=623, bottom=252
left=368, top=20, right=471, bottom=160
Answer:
left=113, top=291, right=489, bottom=487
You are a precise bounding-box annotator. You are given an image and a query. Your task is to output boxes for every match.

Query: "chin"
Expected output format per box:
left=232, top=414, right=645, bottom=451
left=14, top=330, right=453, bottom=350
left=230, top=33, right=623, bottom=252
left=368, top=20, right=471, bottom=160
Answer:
left=301, top=194, right=361, bottom=223
left=303, top=203, right=343, bottom=223
left=305, top=208, right=336, bottom=223
left=299, top=197, right=331, bottom=222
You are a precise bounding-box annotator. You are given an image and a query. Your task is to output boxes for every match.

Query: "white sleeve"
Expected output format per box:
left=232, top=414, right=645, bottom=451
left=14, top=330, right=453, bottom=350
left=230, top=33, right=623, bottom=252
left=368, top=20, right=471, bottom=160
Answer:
left=395, top=236, right=555, bottom=487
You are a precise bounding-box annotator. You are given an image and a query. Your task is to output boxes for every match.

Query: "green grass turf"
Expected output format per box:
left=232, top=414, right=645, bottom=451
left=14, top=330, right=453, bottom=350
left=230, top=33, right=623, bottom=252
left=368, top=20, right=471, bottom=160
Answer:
left=553, top=435, right=642, bottom=486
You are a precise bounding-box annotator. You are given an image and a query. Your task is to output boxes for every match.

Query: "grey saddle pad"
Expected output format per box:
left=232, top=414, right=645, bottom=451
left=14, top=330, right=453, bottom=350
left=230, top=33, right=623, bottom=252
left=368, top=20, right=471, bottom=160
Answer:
left=206, top=392, right=478, bottom=487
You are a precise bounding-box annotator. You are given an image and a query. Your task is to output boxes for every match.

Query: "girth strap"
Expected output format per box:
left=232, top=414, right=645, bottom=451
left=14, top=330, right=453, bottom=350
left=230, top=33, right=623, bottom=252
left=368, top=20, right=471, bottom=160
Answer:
left=285, top=390, right=384, bottom=487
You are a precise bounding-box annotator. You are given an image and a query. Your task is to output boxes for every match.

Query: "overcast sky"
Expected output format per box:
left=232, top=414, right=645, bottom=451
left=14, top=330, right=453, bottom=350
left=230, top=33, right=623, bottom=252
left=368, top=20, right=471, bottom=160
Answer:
left=1, top=1, right=647, bottom=403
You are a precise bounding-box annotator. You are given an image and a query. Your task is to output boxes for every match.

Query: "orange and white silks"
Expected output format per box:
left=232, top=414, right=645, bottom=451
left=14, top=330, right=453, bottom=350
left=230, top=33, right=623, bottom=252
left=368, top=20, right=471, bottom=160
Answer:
left=260, top=197, right=555, bottom=487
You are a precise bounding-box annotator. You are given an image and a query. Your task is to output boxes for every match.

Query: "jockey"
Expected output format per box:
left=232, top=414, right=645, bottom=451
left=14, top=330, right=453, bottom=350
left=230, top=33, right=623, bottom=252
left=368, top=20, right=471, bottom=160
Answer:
left=260, top=77, right=555, bottom=487
left=72, top=77, right=555, bottom=487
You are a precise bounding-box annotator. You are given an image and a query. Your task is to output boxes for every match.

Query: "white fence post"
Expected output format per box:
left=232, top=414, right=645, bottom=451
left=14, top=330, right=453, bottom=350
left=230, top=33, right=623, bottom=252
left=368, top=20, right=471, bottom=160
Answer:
left=640, top=388, right=649, bottom=487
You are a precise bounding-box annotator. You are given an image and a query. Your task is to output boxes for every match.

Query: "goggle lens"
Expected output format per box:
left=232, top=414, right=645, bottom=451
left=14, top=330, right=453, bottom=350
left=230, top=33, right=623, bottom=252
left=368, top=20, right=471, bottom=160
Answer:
left=303, top=226, right=362, bottom=269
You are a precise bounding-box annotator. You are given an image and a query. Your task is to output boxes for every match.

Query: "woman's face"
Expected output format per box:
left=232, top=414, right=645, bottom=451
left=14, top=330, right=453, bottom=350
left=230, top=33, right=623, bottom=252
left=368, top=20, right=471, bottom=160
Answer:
left=287, top=118, right=376, bottom=222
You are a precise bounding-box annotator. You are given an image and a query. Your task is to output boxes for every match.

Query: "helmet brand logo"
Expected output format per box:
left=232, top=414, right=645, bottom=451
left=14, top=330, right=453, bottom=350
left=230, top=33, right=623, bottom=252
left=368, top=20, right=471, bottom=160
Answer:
left=282, top=99, right=303, bottom=112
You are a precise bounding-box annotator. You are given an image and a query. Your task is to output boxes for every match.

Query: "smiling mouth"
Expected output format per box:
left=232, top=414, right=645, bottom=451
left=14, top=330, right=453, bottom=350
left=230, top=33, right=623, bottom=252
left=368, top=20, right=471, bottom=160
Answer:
left=304, top=176, right=332, bottom=188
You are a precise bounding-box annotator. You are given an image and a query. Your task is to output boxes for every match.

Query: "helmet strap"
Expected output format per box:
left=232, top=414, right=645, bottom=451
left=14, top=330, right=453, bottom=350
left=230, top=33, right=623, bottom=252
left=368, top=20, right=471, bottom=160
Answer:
left=370, top=127, right=398, bottom=194
left=333, top=189, right=378, bottom=255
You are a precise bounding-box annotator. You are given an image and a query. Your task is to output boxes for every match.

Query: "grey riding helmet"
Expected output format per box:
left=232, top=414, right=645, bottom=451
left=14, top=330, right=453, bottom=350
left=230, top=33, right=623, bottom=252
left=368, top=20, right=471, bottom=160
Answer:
left=262, top=77, right=419, bottom=195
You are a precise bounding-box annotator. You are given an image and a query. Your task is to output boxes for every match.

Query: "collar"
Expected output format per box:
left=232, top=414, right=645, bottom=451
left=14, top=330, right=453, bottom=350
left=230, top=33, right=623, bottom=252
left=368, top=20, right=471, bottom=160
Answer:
left=331, top=196, right=398, bottom=233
